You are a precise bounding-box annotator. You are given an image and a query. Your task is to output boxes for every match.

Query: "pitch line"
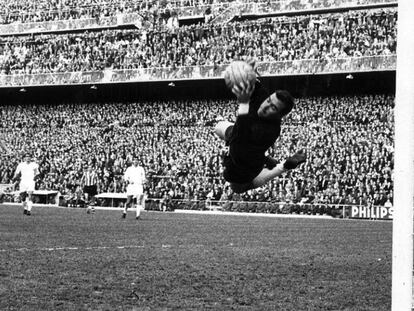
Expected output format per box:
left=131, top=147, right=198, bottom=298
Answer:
left=0, top=243, right=223, bottom=253
left=0, top=244, right=151, bottom=253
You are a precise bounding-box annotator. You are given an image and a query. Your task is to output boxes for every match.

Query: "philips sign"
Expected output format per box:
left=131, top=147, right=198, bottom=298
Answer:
left=350, top=205, right=394, bottom=220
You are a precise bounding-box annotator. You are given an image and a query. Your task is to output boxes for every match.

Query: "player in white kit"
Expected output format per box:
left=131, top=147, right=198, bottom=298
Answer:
left=122, top=157, right=146, bottom=219
left=13, top=154, right=39, bottom=216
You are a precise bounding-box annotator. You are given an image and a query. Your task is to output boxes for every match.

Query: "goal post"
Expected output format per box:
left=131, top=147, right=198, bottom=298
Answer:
left=392, top=0, right=414, bottom=310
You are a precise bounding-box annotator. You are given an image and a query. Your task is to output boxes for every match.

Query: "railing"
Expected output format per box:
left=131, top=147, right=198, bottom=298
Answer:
left=0, top=55, right=396, bottom=88
left=170, top=2, right=231, bottom=19
left=209, top=2, right=241, bottom=24
left=0, top=1, right=224, bottom=22
left=239, top=0, right=397, bottom=16
left=0, top=3, right=231, bottom=35
left=211, top=0, right=397, bottom=24
left=0, top=13, right=144, bottom=36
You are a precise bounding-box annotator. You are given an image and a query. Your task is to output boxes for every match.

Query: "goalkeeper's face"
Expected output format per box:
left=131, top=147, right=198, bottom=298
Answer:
left=257, top=93, right=285, bottom=120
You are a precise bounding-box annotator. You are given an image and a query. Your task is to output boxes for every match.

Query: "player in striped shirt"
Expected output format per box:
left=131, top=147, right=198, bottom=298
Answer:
left=81, top=164, right=99, bottom=214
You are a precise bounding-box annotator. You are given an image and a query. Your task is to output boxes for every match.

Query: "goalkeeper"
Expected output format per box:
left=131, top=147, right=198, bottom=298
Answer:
left=214, top=61, right=306, bottom=193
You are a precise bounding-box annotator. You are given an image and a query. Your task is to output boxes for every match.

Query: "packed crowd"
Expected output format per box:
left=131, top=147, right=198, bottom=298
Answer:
left=0, top=0, right=393, bottom=25
left=0, top=8, right=397, bottom=75
left=0, top=0, right=201, bottom=25
left=1, top=0, right=142, bottom=25
left=0, top=94, right=394, bottom=208
left=239, top=0, right=396, bottom=16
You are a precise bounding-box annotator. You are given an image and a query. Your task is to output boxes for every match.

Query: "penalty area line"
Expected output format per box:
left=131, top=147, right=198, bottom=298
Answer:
left=0, top=244, right=146, bottom=253
left=0, top=243, right=225, bottom=253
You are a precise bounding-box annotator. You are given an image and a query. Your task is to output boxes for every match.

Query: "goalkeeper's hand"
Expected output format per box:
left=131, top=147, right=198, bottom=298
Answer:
left=232, top=80, right=255, bottom=104
left=245, top=57, right=259, bottom=76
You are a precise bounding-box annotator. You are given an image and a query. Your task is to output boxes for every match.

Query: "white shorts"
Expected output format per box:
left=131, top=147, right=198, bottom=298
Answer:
left=19, top=179, right=35, bottom=193
left=126, top=184, right=143, bottom=198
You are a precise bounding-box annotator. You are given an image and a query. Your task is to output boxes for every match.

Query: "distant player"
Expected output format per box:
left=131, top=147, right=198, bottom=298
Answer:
left=122, top=157, right=146, bottom=219
left=13, top=154, right=39, bottom=215
left=81, top=164, right=99, bottom=214
left=215, top=61, right=306, bottom=193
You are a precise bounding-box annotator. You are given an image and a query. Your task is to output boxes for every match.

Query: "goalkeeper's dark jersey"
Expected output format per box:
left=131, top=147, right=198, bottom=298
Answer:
left=223, top=81, right=281, bottom=184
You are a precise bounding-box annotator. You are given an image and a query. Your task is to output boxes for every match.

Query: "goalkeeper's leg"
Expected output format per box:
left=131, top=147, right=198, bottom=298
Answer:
left=230, top=150, right=306, bottom=193
left=252, top=150, right=306, bottom=188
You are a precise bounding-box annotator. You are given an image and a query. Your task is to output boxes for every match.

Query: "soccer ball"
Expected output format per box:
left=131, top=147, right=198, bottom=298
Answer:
left=224, top=61, right=256, bottom=90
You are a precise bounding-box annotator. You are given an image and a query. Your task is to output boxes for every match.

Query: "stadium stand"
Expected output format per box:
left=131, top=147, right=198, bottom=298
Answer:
left=0, top=8, right=397, bottom=76
left=0, top=94, right=394, bottom=214
left=0, top=0, right=395, bottom=217
left=0, top=0, right=396, bottom=26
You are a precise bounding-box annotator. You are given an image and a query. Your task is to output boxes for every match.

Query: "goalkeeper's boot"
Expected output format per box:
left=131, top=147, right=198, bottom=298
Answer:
left=23, top=209, right=27, bottom=215
left=284, top=150, right=306, bottom=170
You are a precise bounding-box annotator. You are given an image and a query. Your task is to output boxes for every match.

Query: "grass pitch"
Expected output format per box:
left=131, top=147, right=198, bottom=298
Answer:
left=0, top=205, right=391, bottom=310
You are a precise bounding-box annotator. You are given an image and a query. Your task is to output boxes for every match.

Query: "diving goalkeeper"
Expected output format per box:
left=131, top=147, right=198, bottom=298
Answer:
left=215, top=61, right=306, bottom=193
